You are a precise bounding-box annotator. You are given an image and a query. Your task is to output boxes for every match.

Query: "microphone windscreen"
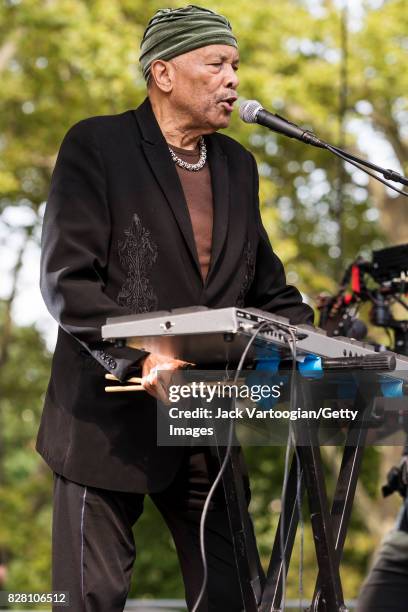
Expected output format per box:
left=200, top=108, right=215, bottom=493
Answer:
left=239, top=100, right=263, bottom=123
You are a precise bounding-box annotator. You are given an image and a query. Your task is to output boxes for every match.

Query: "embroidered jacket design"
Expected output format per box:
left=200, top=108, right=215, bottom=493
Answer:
left=236, top=241, right=256, bottom=307
left=117, top=214, right=158, bottom=312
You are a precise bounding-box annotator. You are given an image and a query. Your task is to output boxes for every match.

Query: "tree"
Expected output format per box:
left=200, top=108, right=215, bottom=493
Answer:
left=1, top=0, right=406, bottom=601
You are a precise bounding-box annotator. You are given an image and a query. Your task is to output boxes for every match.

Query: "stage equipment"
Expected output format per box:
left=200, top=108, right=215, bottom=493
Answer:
left=382, top=462, right=408, bottom=500
left=318, top=243, right=408, bottom=357
left=319, top=245, right=408, bottom=611
left=102, top=307, right=407, bottom=611
left=102, top=306, right=407, bottom=377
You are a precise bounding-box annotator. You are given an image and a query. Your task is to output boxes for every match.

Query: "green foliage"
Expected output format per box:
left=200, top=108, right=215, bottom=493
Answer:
left=0, top=314, right=53, bottom=598
left=1, top=0, right=407, bottom=604
left=2, top=0, right=401, bottom=286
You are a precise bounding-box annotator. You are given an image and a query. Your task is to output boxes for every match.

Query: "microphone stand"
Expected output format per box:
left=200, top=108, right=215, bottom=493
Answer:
left=324, top=142, right=408, bottom=197
left=240, top=101, right=408, bottom=195
left=290, top=122, right=408, bottom=197
left=329, top=143, right=408, bottom=187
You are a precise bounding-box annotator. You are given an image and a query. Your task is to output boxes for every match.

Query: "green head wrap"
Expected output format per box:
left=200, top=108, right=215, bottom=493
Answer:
left=139, top=5, right=238, bottom=82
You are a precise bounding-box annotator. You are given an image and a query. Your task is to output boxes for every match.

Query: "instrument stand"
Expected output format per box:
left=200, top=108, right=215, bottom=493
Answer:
left=211, top=374, right=378, bottom=612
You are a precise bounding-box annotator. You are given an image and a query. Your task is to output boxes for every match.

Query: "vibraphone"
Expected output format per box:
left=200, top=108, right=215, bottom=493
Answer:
left=103, top=307, right=408, bottom=612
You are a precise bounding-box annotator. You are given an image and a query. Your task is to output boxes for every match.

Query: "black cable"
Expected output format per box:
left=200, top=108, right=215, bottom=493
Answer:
left=296, top=441, right=304, bottom=612
left=191, top=321, right=273, bottom=612
left=330, top=142, right=408, bottom=187
left=287, top=328, right=304, bottom=612
left=279, top=418, right=293, bottom=612
left=279, top=327, right=303, bottom=611
left=192, top=320, right=305, bottom=612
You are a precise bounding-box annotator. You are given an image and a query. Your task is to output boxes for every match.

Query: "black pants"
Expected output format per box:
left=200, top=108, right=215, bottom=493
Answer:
left=52, top=447, right=251, bottom=611
left=357, top=500, right=408, bottom=612
left=357, top=569, right=408, bottom=612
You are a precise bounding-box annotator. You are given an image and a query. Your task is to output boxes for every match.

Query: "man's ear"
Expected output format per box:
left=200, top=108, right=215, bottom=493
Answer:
left=150, top=59, right=174, bottom=93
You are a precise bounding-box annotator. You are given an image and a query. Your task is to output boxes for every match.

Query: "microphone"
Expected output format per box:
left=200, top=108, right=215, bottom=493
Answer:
left=239, top=100, right=326, bottom=149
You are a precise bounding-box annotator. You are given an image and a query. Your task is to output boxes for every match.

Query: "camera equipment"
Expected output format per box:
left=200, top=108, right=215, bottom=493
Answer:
left=382, top=463, right=408, bottom=499
left=318, top=243, right=408, bottom=356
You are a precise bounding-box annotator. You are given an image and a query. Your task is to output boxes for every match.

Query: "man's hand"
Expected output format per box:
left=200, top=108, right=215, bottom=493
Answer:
left=141, top=353, right=192, bottom=403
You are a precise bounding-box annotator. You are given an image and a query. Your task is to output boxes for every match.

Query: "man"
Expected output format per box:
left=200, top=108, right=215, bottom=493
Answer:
left=38, top=5, right=314, bottom=611
left=357, top=456, right=408, bottom=612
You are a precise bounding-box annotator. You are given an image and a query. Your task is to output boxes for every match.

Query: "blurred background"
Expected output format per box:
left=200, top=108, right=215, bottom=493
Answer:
left=0, top=0, right=407, bottom=606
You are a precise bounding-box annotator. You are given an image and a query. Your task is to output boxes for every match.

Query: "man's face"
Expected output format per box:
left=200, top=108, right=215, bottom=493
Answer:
left=166, top=44, right=239, bottom=132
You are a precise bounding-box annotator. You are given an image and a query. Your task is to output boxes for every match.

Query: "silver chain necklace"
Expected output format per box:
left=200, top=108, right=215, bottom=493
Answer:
left=168, top=137, right=207, bottom=172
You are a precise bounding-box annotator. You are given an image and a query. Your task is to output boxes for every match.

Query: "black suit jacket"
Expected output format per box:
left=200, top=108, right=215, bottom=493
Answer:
left=37, top=97, right=314, bottom=493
